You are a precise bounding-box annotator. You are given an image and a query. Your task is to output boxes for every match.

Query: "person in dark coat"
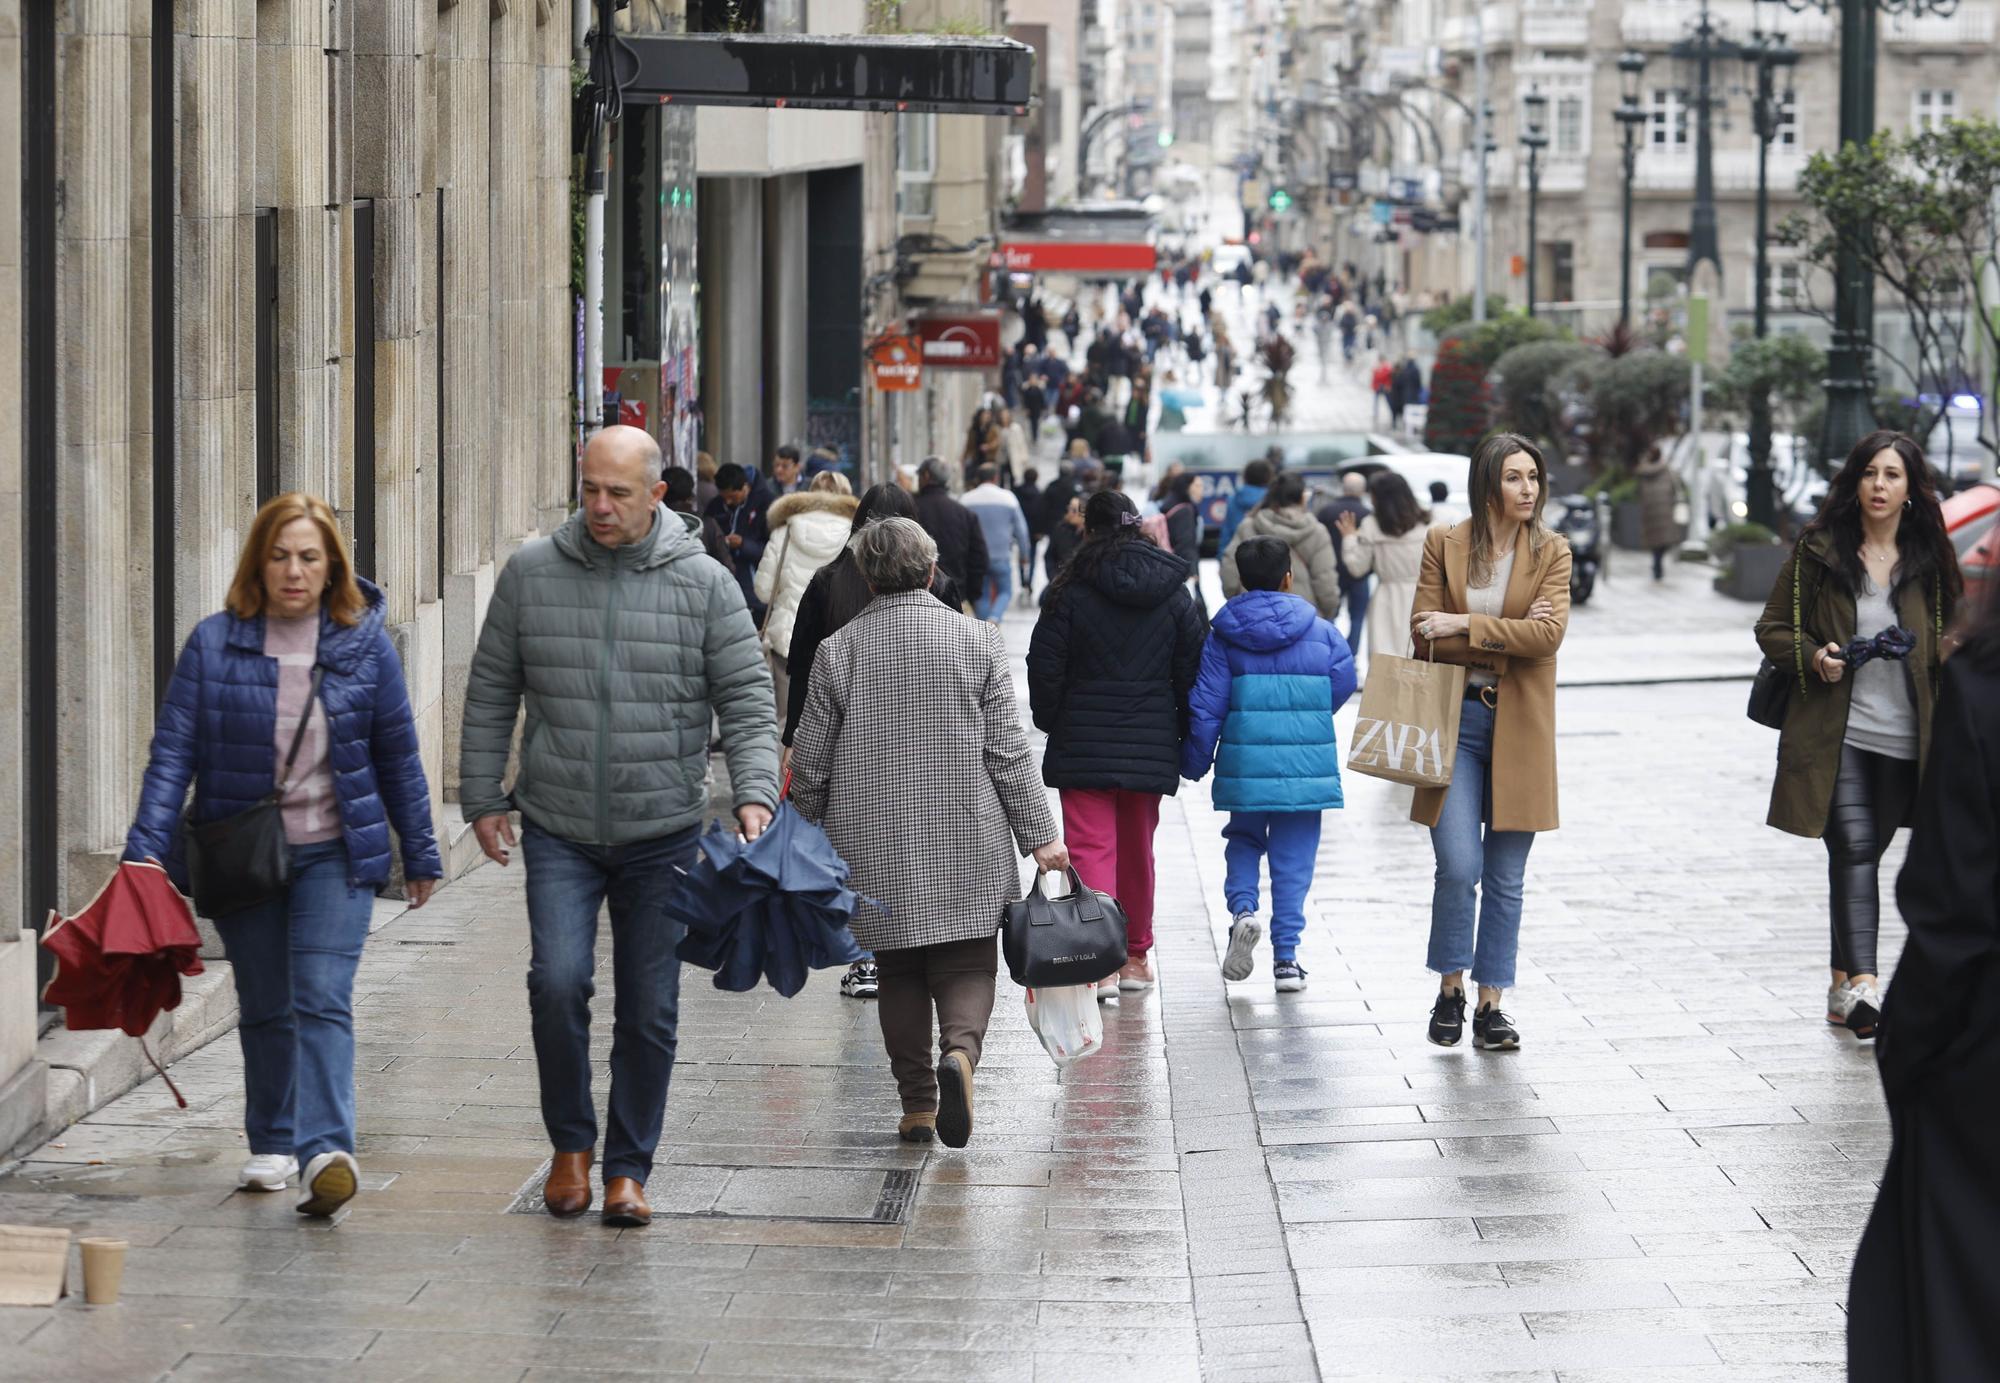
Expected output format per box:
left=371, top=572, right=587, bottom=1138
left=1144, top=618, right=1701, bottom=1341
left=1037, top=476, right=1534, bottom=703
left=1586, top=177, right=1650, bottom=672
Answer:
left=911, top=457, right=989, bottom=598
left=1847, top=599, right=2000, bottom=1382
left=1161, top=470, right=1208, bottom=618
left=666, top=466, right=734, bottom=571
left=1633, top=445, right=1680, bottom=580
left=1027, top=490, right=1206, bottom=994
left=1042, top=488, right=1086, bottom=597
left=1316, top=472, right=1373, bottom=651
left=1013, top=467, right=1045, bottom=593
left=123, top=492, right=440, bottom=1218
left=704, top=462, right=771, bottom=621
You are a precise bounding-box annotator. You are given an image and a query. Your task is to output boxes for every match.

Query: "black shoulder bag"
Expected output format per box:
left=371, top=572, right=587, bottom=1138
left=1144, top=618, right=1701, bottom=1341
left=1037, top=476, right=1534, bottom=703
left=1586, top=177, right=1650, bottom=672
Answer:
left=185, top=667, right=325, bottom=918
left=1747, top=553, right=1808, bottom=730
left=1001, top=867, right=1129, bottom=988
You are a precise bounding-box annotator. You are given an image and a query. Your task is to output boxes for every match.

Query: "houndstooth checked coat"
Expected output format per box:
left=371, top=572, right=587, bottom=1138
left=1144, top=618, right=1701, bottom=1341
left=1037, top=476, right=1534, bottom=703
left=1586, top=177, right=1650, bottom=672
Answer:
left=789, top=589, right=1057, bottom=951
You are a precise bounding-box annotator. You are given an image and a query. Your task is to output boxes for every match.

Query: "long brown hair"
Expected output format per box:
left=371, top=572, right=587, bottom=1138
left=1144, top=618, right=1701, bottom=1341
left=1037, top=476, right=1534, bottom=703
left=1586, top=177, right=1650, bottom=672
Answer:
left=225, top=493, right=366, bottom=626
left=1467, top=432, right=1552, bottom=588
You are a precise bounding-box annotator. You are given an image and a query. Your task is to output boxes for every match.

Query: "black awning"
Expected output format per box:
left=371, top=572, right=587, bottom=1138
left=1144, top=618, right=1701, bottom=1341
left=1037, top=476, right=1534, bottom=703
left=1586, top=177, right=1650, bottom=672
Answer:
left=621, top=33, right=1036, bottom=116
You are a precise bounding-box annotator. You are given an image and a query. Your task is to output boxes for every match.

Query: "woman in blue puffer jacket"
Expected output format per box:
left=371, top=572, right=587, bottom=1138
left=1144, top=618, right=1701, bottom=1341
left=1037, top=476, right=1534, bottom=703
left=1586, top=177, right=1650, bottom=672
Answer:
left=124, top=493, right=440, bottom=1218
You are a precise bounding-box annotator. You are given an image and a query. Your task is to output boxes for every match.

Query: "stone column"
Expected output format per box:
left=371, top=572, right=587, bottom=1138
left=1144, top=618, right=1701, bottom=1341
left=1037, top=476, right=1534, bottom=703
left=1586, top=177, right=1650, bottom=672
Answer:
left=762, top=173, right=808, bottom=464
left=699, top=177, right=764, bottom=473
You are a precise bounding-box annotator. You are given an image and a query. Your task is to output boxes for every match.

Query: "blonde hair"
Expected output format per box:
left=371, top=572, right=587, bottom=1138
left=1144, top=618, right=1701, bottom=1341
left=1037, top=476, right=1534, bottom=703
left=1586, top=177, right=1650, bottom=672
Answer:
left=226, top=493, right=365, bottom=626
left=696, top=451, right=717, bottom=481
left=1466, top=433, right=1553, bottom=589
left=809, top=470, right=853, bottom=496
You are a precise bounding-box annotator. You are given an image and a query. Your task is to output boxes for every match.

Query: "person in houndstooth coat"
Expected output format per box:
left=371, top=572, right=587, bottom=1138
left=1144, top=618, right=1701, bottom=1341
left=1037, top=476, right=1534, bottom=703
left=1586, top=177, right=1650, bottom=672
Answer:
left=790, top=517, right=1069, bottom=1150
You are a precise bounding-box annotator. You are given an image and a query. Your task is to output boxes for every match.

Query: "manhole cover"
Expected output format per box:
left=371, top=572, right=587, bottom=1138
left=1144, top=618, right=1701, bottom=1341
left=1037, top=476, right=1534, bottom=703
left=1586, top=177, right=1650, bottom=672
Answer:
left=505, top=1162, right=920, bottom=1223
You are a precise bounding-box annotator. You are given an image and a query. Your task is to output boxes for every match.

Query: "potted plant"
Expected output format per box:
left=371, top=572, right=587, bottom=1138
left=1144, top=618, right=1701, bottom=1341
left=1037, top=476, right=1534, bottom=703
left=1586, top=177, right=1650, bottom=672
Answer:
left=1709, top=521, right=1785, bottom=601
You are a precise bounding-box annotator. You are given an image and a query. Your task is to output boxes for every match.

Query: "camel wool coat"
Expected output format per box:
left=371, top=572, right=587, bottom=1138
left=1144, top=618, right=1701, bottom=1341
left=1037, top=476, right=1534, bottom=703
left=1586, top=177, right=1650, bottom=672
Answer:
left=1408, top=521, right=1572, bottom=832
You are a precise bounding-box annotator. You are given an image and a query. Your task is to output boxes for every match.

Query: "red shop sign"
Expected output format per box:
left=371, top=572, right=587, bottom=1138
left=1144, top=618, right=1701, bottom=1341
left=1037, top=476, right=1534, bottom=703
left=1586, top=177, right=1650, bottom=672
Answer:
left=997, top=241, right=1157, bottom=275
left=867, top=334, right=923, bottom=392
left=915, top=314, right=1003, bottom=370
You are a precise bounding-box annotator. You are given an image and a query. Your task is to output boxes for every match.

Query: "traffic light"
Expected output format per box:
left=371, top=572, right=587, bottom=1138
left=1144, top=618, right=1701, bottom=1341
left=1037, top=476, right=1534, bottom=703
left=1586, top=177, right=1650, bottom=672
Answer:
left=1268, top=187, right=1292, bottom=212
left=1157, top=129, right=1175, bottom=148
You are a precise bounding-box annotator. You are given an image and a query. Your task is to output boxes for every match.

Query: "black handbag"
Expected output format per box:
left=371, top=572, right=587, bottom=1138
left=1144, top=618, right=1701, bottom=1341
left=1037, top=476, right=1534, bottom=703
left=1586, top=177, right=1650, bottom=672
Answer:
left=185, top=667, right=324, bottom=918
left=1748, top=548, right=1807, bottom=730
left=1001, top=867, right=1128, bottom=988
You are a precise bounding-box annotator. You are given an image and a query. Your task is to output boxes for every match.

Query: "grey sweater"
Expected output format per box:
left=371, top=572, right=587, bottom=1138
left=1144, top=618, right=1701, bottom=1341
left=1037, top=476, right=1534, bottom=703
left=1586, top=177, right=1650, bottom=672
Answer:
left=459, top=503, right=780, bottom=845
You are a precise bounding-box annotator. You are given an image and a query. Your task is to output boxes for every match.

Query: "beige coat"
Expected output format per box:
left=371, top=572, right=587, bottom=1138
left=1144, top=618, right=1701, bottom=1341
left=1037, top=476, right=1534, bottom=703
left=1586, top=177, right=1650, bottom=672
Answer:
left=1409, top=521, right=1572, bottom=833
left=1342, top=515, right=1429, bottom=660
left=1220, top=504, right=1343, bottom=621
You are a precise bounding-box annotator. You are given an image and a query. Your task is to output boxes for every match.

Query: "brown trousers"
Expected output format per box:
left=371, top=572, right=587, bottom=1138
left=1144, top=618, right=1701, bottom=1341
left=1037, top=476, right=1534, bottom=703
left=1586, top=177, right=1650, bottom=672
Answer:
left=874, top=934, right=997, bottom=1113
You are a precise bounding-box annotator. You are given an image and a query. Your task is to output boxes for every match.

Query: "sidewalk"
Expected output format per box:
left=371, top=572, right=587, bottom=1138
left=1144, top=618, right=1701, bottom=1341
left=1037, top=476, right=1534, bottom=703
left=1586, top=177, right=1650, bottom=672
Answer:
left=0, top=603, right=1879, bottom=1381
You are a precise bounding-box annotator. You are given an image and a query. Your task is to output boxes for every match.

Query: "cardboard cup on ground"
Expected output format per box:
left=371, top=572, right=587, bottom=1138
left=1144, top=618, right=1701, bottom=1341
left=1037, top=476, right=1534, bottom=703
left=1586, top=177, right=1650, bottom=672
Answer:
left=78, top=1238, right=127, bottom=1305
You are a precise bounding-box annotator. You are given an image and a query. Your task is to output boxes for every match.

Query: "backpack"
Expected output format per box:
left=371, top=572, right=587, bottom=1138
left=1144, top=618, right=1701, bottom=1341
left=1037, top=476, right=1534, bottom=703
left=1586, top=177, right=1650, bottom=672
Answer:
left=1140, top=502, right=1189, bottom=550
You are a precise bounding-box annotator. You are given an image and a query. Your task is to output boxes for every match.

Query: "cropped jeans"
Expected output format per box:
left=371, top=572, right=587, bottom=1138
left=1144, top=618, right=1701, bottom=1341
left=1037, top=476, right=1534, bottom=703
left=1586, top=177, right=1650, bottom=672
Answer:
left=1426, top=698, right=1536, bottom=991
left=213, top=840, right=374, bottom=1164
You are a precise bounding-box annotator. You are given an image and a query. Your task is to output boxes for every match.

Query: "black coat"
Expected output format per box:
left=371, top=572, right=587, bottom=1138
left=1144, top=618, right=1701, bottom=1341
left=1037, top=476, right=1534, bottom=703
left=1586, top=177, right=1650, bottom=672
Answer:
left=1026, top=538, right=1206, bottom=794
left=782, top=554, right=963, bottom=745
left=1317, top=496, right=1370, bottom=592
left=1849, top=648, right=2000, bottom=1382
left=1044, top=520, right=1083, bottom=584
left=914, top=483, right=989, bottom=594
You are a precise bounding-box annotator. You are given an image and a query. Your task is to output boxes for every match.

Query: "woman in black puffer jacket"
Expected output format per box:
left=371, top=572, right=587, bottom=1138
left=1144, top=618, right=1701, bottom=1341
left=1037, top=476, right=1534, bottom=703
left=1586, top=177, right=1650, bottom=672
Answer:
left=1027, top=490, right=1208, bottom=996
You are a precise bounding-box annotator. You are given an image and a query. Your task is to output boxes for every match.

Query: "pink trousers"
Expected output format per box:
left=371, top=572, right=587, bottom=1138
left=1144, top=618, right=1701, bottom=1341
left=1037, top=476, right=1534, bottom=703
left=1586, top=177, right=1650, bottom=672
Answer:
left=1059, top=789, right=1161, bottom=957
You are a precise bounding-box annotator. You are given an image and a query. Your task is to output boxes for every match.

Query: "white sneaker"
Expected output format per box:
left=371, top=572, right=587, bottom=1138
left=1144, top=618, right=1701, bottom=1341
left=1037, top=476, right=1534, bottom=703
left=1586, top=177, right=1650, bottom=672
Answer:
left=1825, top=982, right=1848, bottom=1026
left=238, top=1154, right=298, bottom=1192
left=1841, top=979, right=1884, bottom=1039
left=1221, top=912, right=1262, bottom=982
left=1095, top=978, right=1121, bottom=1005
left=296, top=1150, right=360, bottom=1218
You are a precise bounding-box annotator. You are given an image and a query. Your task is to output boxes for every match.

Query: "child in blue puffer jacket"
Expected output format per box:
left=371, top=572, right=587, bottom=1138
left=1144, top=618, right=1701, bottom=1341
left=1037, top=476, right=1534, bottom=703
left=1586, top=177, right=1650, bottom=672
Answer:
left=1181, top=536, right=1357, bottom=991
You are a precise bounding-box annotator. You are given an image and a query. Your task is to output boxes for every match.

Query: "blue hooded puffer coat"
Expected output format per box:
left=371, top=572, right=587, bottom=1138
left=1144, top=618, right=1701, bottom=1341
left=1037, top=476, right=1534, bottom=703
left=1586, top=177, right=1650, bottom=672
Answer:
left=123, top=578, right=442, bottom=891
left=1180, top=589, right=1357, bottom=812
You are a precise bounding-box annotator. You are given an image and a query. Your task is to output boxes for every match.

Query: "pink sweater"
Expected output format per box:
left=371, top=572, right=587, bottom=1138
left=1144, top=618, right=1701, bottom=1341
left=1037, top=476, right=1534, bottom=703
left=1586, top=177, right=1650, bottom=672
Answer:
left=263, top=614, right=341, bottom=845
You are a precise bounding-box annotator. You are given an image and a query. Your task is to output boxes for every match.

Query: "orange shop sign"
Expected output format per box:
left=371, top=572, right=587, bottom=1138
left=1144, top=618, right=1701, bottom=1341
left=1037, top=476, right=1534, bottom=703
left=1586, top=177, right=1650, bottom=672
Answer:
left=868, top=335, right=923, bottom=391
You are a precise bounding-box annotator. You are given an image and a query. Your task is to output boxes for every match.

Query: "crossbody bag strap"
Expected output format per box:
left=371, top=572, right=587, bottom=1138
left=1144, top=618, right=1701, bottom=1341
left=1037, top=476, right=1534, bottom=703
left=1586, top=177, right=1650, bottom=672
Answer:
left=1791, top=547, right=1805, bottom=696
left=762, top=524, right=798, bottom=635
left=276, top=665, right=326, bottom=795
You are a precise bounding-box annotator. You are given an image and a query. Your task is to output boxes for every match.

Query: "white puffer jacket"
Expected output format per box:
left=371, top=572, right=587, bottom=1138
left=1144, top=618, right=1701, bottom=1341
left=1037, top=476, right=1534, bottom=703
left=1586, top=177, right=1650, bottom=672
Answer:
left=755, top=491, right=860, bottom=657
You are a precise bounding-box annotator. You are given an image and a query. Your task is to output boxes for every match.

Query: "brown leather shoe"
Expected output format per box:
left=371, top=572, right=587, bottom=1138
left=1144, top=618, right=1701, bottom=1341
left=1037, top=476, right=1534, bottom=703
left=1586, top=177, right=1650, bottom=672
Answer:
left=543, top=1149, right=593, bottom=1218
left=935, top=1049, right=974, bottom=1149
left=898, top=1111, right=936, bottom=1144
left=601, top=1176, right=651, bottom=1227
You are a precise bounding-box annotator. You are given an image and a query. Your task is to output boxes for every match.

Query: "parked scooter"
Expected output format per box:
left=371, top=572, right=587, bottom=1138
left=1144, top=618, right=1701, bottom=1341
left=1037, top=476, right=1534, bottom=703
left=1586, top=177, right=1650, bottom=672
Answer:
left=1555, top=493, right=1604, bottom=604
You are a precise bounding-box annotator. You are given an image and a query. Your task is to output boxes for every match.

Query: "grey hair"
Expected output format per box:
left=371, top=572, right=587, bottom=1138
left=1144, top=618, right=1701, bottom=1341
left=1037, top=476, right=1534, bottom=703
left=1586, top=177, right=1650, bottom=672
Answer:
left=851, top=516, right=937, bottom=593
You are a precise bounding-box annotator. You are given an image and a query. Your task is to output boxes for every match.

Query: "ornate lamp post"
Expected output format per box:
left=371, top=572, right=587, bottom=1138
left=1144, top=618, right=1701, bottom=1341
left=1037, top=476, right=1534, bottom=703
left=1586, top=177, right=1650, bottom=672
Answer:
left=1521, top=87, right=1549, bottom=319
left=1614, top=51, right=1649, bottom=327
left=1744, top=17, right=1800, bottom=526
left=1779, top=0, right=1962, bottom=467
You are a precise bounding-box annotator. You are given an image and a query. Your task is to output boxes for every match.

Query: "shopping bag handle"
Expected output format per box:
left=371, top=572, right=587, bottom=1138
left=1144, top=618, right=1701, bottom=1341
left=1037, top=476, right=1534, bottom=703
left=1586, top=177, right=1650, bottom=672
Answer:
left=1028, top=867, right=1105, bottom=925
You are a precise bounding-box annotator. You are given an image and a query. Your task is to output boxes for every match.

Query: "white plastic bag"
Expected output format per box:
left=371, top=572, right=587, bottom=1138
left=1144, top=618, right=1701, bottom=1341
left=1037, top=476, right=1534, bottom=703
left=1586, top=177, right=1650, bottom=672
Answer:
left=1023, top=982, right=1105, bottom=1068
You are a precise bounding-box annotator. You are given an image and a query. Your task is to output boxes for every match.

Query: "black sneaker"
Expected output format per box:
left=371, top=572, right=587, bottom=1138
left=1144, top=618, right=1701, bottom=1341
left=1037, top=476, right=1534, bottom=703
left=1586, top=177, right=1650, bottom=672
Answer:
left=840, top=960, right=879, bottom=999
left=1273, top=960, right=1308, bottom=993
left=1473, top=1003, right=1520, bottom=1051
left=1427, top=988, right=1467, bottom=1046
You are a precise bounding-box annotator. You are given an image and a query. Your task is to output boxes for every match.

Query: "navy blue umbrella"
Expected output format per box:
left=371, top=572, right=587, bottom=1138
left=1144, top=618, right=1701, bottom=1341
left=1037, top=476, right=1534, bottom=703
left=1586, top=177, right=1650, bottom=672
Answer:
left=667, top=803, right=869, bottom=997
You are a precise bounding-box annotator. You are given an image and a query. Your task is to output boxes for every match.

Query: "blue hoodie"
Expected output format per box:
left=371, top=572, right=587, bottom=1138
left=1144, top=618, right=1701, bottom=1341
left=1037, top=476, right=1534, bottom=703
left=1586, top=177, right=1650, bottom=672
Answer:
left=1181, top=589, right=1357, bottom=812
left=1217, top=482, right=1267, bottom=553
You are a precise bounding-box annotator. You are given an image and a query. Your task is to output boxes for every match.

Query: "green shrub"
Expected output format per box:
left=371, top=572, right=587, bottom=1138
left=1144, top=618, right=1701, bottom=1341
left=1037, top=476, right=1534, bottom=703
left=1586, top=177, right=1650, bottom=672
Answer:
left=1706, top=521, right=1779, bottom=562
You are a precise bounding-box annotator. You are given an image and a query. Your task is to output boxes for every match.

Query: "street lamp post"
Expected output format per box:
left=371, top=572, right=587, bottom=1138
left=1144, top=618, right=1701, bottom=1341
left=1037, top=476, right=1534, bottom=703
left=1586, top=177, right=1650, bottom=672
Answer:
left=1614, top=51, right=1649, bottom=328
left=1521, top=87, right=1549, bottom=319
left=1745, top=20, right=1800, bottom=528
left=1778, top=0, right=1961, bottom=468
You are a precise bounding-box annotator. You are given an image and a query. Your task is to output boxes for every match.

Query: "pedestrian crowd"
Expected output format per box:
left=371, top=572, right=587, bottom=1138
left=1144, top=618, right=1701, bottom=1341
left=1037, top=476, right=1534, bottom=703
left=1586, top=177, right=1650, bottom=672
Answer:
left=115, top=357, right=1998, bottom=1380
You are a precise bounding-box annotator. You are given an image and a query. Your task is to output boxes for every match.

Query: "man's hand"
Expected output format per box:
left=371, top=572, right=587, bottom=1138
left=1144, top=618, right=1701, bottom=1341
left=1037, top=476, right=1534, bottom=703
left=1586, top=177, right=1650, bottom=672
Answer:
left=725, top=533, right=745, bottom=549
left=1334, top=510, right=1359, bottom=537
left=473, top=813, right=516, bottom=866
left=1031, top=839, right=1071, bottom=873
left=737, top=804, right=774, bottom=840
left=406, top=878, right=438, bottom=908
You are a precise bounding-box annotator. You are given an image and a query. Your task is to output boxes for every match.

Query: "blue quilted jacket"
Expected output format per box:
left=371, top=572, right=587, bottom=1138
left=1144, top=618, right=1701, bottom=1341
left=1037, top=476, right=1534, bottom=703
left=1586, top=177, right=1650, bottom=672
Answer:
left=1180, top=589, right=1357, bottom=812
left=123, top=579, right=442, bottom=890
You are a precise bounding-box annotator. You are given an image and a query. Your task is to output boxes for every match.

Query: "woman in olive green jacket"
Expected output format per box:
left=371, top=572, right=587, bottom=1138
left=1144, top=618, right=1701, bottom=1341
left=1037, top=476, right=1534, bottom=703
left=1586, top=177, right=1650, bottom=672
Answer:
left=1755, top=431, right=1960, bottom=1039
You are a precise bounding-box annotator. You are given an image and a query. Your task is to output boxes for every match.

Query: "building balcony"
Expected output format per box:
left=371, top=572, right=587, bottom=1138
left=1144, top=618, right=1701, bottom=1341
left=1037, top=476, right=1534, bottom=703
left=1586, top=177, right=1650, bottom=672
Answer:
left=1633, top=147, right=1803, bottom=193
left=1883, top=5, right=1994, bottom=45
left=1620, top=1, right=1833, bottom=47
left=1440, top=4, right=1514, bottom=53
left=1519, top=0, right=1591, bottom=48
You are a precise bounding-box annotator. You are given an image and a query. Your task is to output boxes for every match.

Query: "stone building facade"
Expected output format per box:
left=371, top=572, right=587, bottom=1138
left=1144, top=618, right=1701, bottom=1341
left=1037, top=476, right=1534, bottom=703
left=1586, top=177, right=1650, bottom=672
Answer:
left=2, top=1, right=573, bottom=1150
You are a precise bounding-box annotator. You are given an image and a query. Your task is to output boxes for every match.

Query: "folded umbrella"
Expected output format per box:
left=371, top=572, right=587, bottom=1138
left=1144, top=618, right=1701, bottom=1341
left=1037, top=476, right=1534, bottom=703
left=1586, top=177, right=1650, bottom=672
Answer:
left=1840, top=624, right=1917, bottom=671
left=667, top=804, right=868, bottom=997
left=40, top=860, right=205, bottom=1106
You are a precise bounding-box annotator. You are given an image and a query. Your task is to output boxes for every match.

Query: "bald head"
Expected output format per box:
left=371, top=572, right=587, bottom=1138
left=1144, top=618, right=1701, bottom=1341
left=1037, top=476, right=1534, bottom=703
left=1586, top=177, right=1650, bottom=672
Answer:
left=1342, top=472, right=1367, bottom=497
left=586, top=425, right=664, bottom=486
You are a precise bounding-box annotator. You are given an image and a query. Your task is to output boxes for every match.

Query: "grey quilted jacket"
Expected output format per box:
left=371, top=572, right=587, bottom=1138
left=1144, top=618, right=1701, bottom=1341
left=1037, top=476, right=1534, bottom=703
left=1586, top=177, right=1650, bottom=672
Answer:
left=459, top=504, right=779, bottom=845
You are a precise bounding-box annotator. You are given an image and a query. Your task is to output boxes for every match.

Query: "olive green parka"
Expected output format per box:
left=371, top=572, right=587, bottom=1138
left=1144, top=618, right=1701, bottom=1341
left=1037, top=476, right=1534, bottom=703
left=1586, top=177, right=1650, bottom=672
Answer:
left=1754, top=530, right=1945, bottom=839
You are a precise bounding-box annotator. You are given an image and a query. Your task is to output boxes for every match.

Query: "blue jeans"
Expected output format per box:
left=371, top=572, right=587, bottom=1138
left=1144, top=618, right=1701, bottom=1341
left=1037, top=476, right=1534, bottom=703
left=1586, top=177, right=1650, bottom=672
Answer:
left=975, top=558, right=1015, bottom=622
left=521, top=820, right=698, bottom=1184
left=1222, top=812, right=1322, bottom=962
left=1342, top=577, right=1372, bottom=654
left=213, top=841, right=373, bottom=1163
left=1426, top=698, right=1536, bottom=990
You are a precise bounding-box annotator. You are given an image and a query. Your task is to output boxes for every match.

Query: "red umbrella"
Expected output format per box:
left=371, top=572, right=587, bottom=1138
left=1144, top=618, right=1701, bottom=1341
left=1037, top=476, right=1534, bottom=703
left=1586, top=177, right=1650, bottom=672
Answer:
left=41, top=860, right=205, bottom=1106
